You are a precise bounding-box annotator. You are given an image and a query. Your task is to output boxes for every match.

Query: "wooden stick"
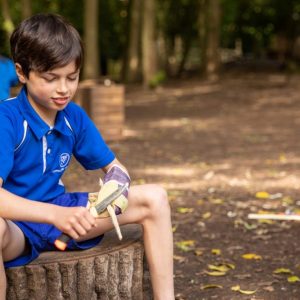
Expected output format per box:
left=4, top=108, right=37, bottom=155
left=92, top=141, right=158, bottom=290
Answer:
left=248, top=213, right=300, bottom=221
left=107, top=204, right=123, bottom=240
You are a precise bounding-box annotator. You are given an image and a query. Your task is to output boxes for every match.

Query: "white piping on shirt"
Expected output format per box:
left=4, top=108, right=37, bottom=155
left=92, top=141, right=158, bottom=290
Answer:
left=64, top=116, right=73, bottom=132
left=42, top=136, right=47, bottom=173
left=14, top=120, right=28, bottom=152
left=4, top=97, right=17, bottom=102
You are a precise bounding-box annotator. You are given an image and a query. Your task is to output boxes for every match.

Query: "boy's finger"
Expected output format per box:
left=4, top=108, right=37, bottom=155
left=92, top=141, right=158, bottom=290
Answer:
left=79, top=218, right=94, bottom=231
left=73, top=223, right=89, bottom=237
left=67, top=229, right=79, bottom=240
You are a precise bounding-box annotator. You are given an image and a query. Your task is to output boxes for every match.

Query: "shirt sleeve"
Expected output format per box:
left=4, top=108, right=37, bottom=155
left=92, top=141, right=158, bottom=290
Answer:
left=0, top=110, right=17, bottom=182
left=69, top=104, right=116, bottom=170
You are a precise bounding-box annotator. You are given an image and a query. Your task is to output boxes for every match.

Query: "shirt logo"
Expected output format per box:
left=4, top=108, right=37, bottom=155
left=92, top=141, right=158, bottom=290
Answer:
left=59, top=153, right=70, bottom=168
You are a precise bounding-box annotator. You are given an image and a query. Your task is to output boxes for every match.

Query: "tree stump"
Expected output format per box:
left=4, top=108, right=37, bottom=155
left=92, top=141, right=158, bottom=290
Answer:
left=74, top=80, right=125, bottom=142
left=6, top=224, right=152, bottom=300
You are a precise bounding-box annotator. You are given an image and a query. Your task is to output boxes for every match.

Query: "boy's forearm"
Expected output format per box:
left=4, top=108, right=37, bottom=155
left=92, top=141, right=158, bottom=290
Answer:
left=103, top=158, right=129, bottom=175
left=0, top=187, right=56, bottom=224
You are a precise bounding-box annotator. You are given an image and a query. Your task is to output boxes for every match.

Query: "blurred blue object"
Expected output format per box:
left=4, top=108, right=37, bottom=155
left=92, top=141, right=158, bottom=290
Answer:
left=0, top=56, right=19, bottom=101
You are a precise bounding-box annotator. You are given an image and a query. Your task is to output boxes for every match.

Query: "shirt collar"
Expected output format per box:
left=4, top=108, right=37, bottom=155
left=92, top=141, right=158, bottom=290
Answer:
left=17, top=87, right=72, bottom=139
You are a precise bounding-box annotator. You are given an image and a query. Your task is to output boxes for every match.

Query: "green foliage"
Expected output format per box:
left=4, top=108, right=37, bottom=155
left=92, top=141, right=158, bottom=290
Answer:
left=221, top=0, right=300, bottom=57
left=99, top=0, right=128, bottom=61
left=2, top=0, right=300, bottom=78
left=158, top=0, right=199, bottom=44
left=148, top=70, right=166, bottom=88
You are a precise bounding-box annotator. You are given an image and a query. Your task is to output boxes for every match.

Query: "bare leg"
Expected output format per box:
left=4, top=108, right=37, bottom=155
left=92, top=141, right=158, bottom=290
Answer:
left=78, top=184, right=174, bottom=300
left=0, top=219, right=26, bottom=300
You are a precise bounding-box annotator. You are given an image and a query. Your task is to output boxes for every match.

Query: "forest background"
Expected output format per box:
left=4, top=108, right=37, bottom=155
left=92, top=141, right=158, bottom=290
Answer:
left=2, top=0, right=300, bottom=85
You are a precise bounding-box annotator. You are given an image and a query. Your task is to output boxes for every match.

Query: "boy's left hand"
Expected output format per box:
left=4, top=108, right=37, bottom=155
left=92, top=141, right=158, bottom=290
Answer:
left=89, top=181, right=128, bottom=218
left=88, top=164, right=131, bottom=217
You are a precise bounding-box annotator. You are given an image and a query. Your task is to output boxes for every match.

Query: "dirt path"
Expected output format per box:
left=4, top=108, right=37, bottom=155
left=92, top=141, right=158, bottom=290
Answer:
left=63, top=72, right=300, bottom=299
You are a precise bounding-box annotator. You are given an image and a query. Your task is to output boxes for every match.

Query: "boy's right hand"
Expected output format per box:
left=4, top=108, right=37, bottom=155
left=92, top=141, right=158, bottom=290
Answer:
left=52, top=206, right=96, bottom=240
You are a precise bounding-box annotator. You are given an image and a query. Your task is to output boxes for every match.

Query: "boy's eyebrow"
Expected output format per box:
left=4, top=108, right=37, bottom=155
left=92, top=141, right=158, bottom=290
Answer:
left=45, top=70, right=79, bottom=76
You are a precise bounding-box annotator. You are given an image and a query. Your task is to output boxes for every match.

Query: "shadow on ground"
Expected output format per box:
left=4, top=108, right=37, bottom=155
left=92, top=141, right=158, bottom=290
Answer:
left=63, top=72, right=300, bottom=300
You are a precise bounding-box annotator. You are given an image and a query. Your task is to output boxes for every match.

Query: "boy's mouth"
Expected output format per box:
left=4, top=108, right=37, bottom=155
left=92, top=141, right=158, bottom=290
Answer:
left=51, top=97, right=69, bottom=105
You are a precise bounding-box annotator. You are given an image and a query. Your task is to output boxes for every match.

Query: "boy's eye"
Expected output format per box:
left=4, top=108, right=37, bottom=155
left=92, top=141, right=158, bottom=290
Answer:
left=43, top=76, right=56, bottom=82
left=68, top=76, right=78, bottom=81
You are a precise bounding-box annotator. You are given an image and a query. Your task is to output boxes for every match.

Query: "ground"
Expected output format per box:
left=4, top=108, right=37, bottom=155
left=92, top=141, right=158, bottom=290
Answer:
left=63, top=72, right=300, bottom=300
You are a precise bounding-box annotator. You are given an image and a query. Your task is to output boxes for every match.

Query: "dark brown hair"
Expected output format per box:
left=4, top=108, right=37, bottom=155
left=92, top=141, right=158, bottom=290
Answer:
left=10, top=13, right=83, bottom=77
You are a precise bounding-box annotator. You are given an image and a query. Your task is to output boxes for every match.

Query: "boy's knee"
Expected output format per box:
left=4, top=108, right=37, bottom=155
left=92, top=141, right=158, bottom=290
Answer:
left=0, top=218, right=9, bottom=247
left=143, top=185, right=170, bottom=217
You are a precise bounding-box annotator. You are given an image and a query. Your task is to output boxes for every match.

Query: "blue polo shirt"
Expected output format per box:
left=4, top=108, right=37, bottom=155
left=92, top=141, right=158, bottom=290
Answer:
left=0, top=87, right=115, bottom=201
left=0, top=56, right=19, bottom=101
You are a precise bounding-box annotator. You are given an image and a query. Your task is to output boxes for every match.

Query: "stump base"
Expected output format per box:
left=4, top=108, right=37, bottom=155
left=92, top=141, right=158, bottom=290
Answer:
left=6, top=224, right=152, bottom=300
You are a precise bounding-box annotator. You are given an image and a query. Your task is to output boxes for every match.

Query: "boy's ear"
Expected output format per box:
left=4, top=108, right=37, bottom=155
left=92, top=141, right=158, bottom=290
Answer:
left=15, top=63, right=27, bottom=84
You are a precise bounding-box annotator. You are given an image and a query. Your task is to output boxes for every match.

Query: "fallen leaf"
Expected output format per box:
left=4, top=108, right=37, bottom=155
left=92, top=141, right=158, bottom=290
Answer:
left=279, top=153, right=287, bottom=163
left=255, top=191, right=270, bottom=199
left=177, top=207, right=194, bottom=214
left=263, top=286, right=275, bottom=292
left=208, top=264, right=229, bottom=272
left=258, top=219, right=274, bottom=224
left=202, top=212, right=211, bottom=219
left=242, top=253, right=262, bottom=260
left=209, top=198, right=224, bottom=204
left=223, top=262, right=235, bottom=270
left=194, top=249, right=204, bottom=256
left=243, top=222, right=258, bottom=230
left=176, top=240, right=195, bottom=252
left=231, top=285, right=257, bottom=295
left=211, top=249, right=221, bottom=255
left=282, top=196, right=294, bottom=206
left=200, top=284, right=223, bottom=290
left=273, top=268, right=292, bottom=274
left=205, top=271, right=227, bottom=276
left=173, top=255, right=186, bottom=263
left=288, top=276, right=300, bottom=283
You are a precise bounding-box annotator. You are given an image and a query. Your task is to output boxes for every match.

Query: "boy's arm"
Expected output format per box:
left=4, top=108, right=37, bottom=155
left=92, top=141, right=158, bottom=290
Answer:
left=102, top=158, right=128, bottom=174
left=0, top=178, right=96, bottom=239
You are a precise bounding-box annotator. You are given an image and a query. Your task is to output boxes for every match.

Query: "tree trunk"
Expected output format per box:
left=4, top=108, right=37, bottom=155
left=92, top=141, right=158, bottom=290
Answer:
left=203, top=0, right=221, bottom=80
left=198, top=0, right=207, bottom=74
left=176, top=37, right=192, bottom=77
left=0, top=0, right=14, bottom=38
left=142, top=0, right=158, bottom=87
left=123, top=0, right=142, bottom=83
left=83, top=0, right=100, bottom=80
left=21, top=0, right=32, bottom=19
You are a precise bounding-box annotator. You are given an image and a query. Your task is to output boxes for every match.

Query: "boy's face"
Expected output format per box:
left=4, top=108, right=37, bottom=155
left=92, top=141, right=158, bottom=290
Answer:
left=16, top=61, right=79, bottom=124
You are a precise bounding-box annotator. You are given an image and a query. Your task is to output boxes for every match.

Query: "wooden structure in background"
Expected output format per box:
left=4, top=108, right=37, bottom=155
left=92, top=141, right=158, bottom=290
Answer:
left=74, top=81, right=125, bottom=142
left=6, top=225, right=152, bottom=300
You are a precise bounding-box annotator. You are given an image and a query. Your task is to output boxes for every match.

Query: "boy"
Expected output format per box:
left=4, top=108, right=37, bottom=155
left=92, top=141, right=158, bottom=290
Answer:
left=0, top=13, right=174, bottom=300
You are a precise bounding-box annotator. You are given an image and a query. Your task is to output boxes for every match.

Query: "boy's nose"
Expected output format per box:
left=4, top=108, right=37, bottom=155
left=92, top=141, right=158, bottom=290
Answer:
left=56, top=80, right=68, bottom=94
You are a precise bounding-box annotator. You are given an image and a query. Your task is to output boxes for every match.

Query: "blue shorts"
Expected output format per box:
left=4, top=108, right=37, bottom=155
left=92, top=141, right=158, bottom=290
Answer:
left=4, top=192, right=103, bottom=268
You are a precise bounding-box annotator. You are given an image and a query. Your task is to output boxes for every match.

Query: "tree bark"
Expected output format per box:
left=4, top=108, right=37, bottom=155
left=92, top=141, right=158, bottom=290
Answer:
left=21, top=0, right=32, bottom=20
left=0, top=0, right=14, bottom=38
left=198, top=0, right=207, bottom=74
left=6, top=225, right=152, bottom=300
left=83, top=0, right=100, bottom=80
left=202, top=0, right=221, bottom=80
left=123, top=0, right=142, bottom=83
left=142, top=0, right=158, bottom=87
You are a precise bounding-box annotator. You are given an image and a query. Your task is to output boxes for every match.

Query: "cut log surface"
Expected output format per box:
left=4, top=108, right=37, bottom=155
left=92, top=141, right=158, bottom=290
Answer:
left=6, top=224, right=152, bottom=300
